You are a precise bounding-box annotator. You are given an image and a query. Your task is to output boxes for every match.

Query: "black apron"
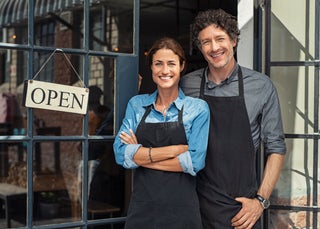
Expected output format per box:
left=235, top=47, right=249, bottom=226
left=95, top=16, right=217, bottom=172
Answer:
left=125, top=105, right=202, bottom=229
left=197, top=67, right=260, bottom=229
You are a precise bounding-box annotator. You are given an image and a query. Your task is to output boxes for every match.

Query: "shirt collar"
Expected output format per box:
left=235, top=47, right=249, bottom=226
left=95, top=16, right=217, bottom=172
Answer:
left=142, top=88, right=186, bottom=110
left=205, top=64, right=239, bottom=88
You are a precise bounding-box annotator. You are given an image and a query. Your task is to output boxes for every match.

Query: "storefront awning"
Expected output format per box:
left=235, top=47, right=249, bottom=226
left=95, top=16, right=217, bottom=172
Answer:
left=0, top=0, right=84, bottom=27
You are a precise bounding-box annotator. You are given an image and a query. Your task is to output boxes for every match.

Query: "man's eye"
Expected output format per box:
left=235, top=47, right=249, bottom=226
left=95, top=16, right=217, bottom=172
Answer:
left=202, top=40, right=210, bottom=46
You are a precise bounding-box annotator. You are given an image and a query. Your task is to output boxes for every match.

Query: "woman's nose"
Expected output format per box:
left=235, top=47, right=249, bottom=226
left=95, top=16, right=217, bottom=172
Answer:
left=162, top=64, right=170, bottom=74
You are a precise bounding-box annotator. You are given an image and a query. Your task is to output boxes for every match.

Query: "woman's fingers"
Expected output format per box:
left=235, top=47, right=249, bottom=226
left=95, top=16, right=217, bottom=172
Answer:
left=120, top=130, right=138, bottom=144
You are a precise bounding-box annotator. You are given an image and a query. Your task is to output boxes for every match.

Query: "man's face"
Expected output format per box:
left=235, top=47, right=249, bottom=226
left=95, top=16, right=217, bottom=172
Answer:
left=198, top=24, right=237, bottom=70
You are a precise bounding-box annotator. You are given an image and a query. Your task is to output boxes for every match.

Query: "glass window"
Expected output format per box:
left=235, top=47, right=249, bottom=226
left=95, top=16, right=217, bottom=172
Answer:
left=268, top=0, right=320, bottom=228
left=274, top=139, right=317, bottom=208
left=33, top=140, right=81, bottom=225
left=89, top=0, right=134, bottom=53
left=34, top=20, right=55, bottom=47
left=269, top=210, right=319, bottom=228
left=270, top=66, right=315, bottom=135
left=270, top=0, right=316, bottom=61
left=88, top=56, right=115, bottom=136
left=0, top=0, right=137, bottom=228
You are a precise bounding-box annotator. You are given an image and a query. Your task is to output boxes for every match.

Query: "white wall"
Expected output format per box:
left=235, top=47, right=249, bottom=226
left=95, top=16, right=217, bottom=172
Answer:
left=237, top=0, right=254, bottom=69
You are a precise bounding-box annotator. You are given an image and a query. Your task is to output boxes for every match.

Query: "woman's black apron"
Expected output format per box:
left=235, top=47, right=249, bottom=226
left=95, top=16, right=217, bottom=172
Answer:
left=125, top=105, right=202, bottom=229
left=197, top=67, right=260, bottom=228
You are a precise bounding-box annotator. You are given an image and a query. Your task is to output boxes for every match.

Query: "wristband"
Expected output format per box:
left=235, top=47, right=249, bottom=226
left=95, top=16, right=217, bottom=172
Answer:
left=149, top=147, right=154, bottom=163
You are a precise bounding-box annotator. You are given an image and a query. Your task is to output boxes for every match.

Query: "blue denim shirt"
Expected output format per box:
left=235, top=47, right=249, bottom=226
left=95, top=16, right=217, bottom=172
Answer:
left=113, top=88, right=210, bottom=176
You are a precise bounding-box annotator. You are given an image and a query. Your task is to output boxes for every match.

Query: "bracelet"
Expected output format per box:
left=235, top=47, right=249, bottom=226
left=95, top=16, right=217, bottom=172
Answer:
left=149, top=147, right=154, bottom=163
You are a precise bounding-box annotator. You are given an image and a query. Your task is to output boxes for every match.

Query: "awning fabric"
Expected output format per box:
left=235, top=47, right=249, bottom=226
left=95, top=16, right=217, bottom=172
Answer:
left=0, top=0, right=84, bottom=27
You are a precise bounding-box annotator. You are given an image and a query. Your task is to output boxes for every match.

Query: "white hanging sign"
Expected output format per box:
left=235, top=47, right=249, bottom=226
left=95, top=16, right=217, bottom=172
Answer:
left=22, top=49, right=89, bottom=115
left=23, top=80, right=89, bottom=114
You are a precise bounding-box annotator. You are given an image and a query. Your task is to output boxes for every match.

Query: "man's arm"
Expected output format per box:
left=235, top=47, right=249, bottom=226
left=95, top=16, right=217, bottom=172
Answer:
left=257, top=153, right=285, bottom=199
left=231, top=153, right=285, bottom=229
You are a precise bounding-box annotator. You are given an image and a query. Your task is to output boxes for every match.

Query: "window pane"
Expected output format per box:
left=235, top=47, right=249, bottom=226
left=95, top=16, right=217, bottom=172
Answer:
left=89, top=0, right=134, bottom=53
left=0, top=141, right=27, bottom=228
left=270, top=66, right=315, bottom=135
left=34, top=1, right=84, bottom=49
left=86, top=140, right=125, bottom=223
left=0, top=1, right=29, bottom=45
left=269, top=210, right=319, bottom=228
left=273, top=139, right=317, bottom=208
left=33, top=140, right=81, bottom=225
left=271, top=0, right=316, bottom=61
left=0, top=49, right=27, bottom=136
left=88, top=56, right=115, bottom=136
left=31, top=51, right=85, bottom=136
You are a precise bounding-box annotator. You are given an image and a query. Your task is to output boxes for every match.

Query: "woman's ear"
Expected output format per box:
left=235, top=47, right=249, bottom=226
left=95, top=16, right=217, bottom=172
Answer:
left=180, top=61, right=186, bottom=72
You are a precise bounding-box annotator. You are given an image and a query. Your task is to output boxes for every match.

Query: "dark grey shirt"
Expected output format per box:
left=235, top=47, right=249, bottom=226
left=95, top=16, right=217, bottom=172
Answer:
left=180, top=64, right=286, bottom=155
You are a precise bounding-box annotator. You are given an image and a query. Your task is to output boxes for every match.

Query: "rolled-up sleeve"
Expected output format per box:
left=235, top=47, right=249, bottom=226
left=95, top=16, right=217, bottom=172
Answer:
left=123, top=144, right=140, bottom=168
left=178, top=98, right=210, bottom=175
left=113, top=98, right=142, bottom=169
left=178, top=152, right=195, bottom=176
left=261, top=83, right=286, bottom=155
left=113, top=130, right=141, bottom=169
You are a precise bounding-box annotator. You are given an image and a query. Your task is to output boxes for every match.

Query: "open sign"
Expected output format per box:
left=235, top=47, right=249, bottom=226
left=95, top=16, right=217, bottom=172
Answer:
left=23, top=80, right=89, bottom=115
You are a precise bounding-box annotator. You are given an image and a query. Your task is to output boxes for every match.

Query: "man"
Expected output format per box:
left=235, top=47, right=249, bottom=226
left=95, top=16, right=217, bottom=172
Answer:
left=180, top=9, right=286, bottom=229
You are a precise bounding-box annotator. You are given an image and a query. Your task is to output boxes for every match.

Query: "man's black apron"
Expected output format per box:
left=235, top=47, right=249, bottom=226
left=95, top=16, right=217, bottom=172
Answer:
left=125, top=106, right=202, bottom=229
left=197, top=67, right=260, bottom=228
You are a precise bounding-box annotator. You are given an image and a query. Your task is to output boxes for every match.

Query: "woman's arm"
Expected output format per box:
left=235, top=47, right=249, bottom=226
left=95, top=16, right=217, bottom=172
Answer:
left=134, top=144, right=188, bottom=165
left=120, top=129, right=187, bottom=166
left=143, top=157, right=183, bottom=172
left=113, top=98, right=142, bottom=168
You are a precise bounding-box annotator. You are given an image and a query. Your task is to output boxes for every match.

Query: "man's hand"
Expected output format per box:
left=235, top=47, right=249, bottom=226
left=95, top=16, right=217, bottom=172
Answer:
left=231, top=197, right=263, bottom=229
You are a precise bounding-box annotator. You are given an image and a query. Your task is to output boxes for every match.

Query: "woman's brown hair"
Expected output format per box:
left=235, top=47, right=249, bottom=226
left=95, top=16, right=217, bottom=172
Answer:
left=146, top=37, right=186, bottom=68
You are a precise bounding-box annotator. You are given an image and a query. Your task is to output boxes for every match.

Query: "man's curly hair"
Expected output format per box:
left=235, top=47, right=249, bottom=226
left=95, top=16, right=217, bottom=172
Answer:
left=191, top=9, right=240, bottom=50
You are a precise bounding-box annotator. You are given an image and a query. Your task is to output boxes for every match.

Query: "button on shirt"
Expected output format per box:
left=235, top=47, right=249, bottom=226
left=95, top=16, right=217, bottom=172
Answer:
left=113, top=88, right=210, bottom=176
left=180, top=64, right=286, bottom=155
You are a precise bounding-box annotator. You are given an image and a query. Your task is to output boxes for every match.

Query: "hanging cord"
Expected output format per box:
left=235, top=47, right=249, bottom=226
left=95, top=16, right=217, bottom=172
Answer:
left=32, top=48, right=85, bottom=87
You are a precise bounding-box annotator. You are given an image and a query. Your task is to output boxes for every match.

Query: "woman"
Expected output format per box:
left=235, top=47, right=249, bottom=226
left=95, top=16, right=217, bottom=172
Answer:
left=113, top=37, right=210, bottom=229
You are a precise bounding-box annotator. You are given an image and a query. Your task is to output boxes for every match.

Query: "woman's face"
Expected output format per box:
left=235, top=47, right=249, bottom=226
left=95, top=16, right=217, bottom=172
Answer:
left=151, top=48, right=184, bottom=90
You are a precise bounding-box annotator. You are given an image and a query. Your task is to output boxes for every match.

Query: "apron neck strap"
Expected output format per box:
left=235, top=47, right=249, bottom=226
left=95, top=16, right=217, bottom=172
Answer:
left=200, top=66, right=244, bottom=97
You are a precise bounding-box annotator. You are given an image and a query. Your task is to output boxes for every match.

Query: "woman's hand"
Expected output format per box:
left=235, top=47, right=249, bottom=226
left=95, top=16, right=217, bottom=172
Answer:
left=120, top=129, right=138, bottom=144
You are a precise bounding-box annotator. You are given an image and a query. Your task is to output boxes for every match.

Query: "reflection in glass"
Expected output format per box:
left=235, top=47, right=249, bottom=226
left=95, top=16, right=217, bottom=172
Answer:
left=274, top=139, right=315, bottom=207
left=0, top=49, right=28, bottom=137
left=88, top=56, right=115, bottom=136
left=0, top=0, right=134, bottom=51
left=270, top=66, right=315, bottom=135
left=269, top=210, right=318, bottom=228
left=33, top=110, right=83, bottom=136
left=269, top=137, right=320, bottom=227
left=271, top=0, right=315, bottom=61
left=0, top=142, right=27, bottom=228
left=33, top=141, right=81, bottom=225
left=86, top=141, right=125, bottom=224
left=89, top=0, right=134, bottom=53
